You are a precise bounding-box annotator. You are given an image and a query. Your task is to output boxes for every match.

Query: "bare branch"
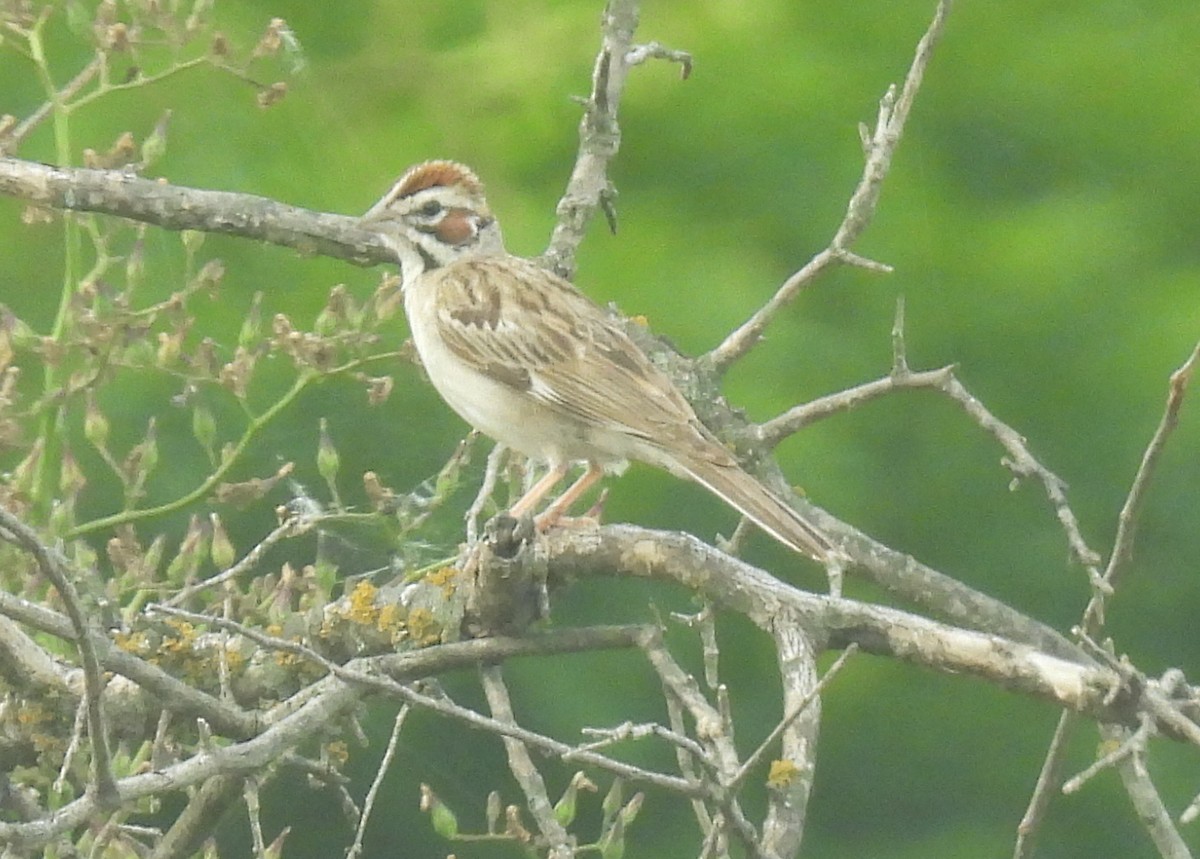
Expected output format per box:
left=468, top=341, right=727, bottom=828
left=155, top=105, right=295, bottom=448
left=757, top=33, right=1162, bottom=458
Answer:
left=1086, top=339, right=1200, bottom=621
left=1100, top=723, right=1192, bottom=859
left=743, top=643, right=856, bottom=793
left=574, top=721, right=709, bottom=762
left=925, top=369, right=1106, bottom=577
left=165, top=513, right=317, bottom=607
left=1016, top=341, right=1200, bottom=859
left=756, top=365, right=955, bottom=444
left=0, top=57, right=102, bottom=156
left=0, top=614, right=68, bottom=694
left=639, top=628, right=768, bottom=858
left=1012, top=711, right=1078, bottom=859
left=0, top=156, right=394, bottom=266
left=153, top=607, right=712, bottom=805
left=346, top=706, right=410, bottom=859
left=0, top=622, right=679, bottom=851
left=0, top=586, right=263, bottom=739
left=709, top=0, right=953, bottom=369
left=148, top=774, right=245, bottom=859
left=1064, top=718, right=1152, bottom=795
left=625, top=41, right=692, bottom=78
left=481, top=666, right=574, bottom=857
left=243, top=778, right=266, bottom=858
left=541, top=0, right=689, bottom=278
left=758, top=329, right=1105, bottom=592
left=760, top=641, right=855, bottom=859
left=0, top=507, right=118, bottom=806
left=535, top=525, right=1135, bottom=721
left=465, top=440, right=508, bottom=544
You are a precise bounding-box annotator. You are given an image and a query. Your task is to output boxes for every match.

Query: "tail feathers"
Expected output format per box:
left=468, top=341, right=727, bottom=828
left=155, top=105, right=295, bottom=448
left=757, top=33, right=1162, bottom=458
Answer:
left=680, top=459, right=833, bottom=562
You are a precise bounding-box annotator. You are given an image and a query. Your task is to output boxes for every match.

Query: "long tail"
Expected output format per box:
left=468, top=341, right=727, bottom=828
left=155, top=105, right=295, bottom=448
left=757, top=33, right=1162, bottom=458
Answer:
left=678, top=458, right=833, bottom=562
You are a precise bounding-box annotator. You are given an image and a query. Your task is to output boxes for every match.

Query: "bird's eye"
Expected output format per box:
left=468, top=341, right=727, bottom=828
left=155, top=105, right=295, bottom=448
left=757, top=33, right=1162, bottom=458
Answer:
left=417, top=200, right=443, bottom=218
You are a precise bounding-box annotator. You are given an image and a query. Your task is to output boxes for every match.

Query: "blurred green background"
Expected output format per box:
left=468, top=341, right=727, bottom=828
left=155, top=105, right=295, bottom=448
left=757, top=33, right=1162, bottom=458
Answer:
left=2, top=0, right=1199, bottom=856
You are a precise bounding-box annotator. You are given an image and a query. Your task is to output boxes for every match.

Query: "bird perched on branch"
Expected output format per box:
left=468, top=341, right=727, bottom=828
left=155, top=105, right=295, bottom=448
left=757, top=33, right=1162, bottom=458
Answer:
left=363, top=160, right=833, bottom=563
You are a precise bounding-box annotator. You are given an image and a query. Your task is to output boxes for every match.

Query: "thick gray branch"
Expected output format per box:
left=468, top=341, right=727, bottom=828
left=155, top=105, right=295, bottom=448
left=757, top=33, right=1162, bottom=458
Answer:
left=534, top=524, right=1139, bottom=723
left=0, top=156, right=394, bottom=266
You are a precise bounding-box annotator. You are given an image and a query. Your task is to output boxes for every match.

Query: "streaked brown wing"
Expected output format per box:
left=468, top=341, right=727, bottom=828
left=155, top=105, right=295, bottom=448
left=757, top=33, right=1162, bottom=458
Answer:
left=431, top=256, right=723, bottom=455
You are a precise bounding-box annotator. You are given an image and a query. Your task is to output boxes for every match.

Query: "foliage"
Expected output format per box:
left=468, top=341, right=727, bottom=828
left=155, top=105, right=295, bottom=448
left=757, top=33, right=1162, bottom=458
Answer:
left=1, top=1, right=1199, bottom=858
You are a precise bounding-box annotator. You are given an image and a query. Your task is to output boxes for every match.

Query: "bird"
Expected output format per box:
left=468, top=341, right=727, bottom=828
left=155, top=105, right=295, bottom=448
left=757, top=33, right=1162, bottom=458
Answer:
left=361, top=160, right=834, bottom=563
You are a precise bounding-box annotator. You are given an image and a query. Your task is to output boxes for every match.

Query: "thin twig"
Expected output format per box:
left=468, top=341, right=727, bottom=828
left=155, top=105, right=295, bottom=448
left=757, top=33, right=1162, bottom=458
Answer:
left=638, top=628, right=769, bottom=859
left=932, top=370, right=1105, bottom=577
left=1085, top=338, right=1200, bottom=625
left=346, top=705, right=410, bottom=859
left=481, top=666, right=574, bottom=857
left=891, top=295, right=910, bottom=372
left=244, top=778, right=266, bottom=858
left=0, top=56, right=103, bottom=155
left=1104, top=720, right=1192, bottom=859
left=465, top=441, right=508, bottom=543
left=1063, top=718, right=1152, bottom=796
left=55, top=697, right=89, bottom=795
left=166, top=514, right=316, bottom=607
left=764, top=350, right=1105, bottom=580
left=730, top=644, right=857, bottom=793
left=756, top=366, right=955, bottom=445
left=1017, top=340, right=1200, bottom=854
left=663, top=673, right=715, bottom=838
left=625, top=41, right=692, bottom=77
left=1011, top=710, right=1077, bottom=859
left=709, top=0, right=953, bottom=369
left=541, top=0, right=689, bottom=278
left=757, top=307, right=1103, bottom=609
left=573, top=721, right=709, bottom=763
left=671, top=602, right=721, bottom=690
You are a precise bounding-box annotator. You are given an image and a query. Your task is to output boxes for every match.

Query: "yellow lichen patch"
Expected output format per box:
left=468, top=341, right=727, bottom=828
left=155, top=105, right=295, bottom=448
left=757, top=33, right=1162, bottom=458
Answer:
left=114, top=629, right=150, bottom=655
left=273, top=648, right=305, bottom=668
left=424, top=566, right=459, bottom=598
left=766, top=759, right=800, bottom=789
left=406, top=607, right=442, bottom=646
left=222, top=645, right=246, bottom=672
left=161, top=618, right=197, bottom=655
left=346, top=580, right=380, bottom=626
left=326, top=740, right=349, bottom=766
left=376, top=602, right=407, bottom=643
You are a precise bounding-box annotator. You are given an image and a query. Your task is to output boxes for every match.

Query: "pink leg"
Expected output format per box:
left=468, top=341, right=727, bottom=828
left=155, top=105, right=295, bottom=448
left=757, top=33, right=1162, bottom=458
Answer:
left=508, top=463, right=570, bottom=519
left=535, top=463, right=604, bottom=530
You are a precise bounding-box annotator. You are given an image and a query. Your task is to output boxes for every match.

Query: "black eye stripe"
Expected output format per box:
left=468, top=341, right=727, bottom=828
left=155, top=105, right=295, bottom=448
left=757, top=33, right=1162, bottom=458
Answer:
left=414, top=243, right=439, bottom=270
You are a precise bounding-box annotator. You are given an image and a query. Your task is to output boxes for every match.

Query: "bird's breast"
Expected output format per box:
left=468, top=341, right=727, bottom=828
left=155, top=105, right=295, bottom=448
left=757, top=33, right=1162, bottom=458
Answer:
left=402, top=277, right=629, bottom=471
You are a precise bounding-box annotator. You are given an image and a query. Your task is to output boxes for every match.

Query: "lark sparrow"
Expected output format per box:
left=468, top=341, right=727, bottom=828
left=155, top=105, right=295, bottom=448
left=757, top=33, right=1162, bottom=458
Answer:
left=362, top=160, right=834, bottom=563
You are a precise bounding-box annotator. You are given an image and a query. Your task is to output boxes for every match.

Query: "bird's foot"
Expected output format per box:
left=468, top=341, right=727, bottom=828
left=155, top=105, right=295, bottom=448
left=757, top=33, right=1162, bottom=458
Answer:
left=534, top=488, right=608, bottom=532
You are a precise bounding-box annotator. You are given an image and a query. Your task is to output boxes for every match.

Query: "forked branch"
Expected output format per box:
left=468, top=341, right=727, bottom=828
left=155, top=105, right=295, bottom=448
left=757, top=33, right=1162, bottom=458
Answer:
left=709, top=0, right=953, bottom=370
